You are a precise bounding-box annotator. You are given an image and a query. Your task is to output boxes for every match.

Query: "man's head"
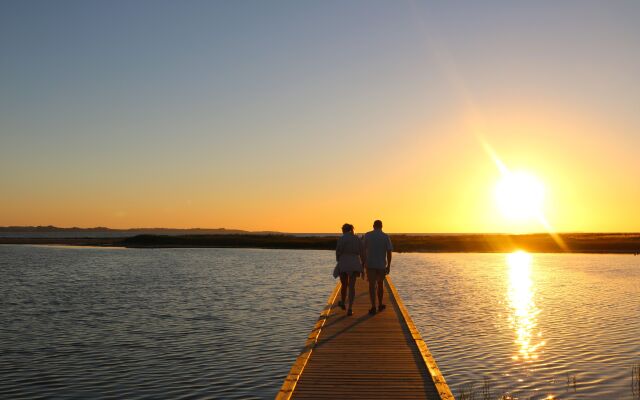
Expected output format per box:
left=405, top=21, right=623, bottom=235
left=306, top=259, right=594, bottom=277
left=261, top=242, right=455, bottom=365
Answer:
left=373, top=220, right=383, bottom=230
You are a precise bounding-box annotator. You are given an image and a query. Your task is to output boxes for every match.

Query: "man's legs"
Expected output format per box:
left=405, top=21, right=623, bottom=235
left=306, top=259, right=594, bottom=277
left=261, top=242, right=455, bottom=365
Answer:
left=368, top=269, right=385, bottom=314
left=368, top=275, right=377, bottom=310
left=377, top=276, right=385, bottom=310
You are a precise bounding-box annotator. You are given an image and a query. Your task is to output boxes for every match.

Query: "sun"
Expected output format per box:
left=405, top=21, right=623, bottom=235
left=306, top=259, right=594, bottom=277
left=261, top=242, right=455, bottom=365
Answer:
left=495, top=170, right=545, bottom=221
left=481, top=139, right=567, bottom=248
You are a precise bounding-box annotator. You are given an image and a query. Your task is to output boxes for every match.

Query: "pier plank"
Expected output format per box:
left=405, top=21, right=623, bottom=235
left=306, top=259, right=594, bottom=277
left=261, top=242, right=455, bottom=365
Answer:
left=277, top=276, right=453, bottom=399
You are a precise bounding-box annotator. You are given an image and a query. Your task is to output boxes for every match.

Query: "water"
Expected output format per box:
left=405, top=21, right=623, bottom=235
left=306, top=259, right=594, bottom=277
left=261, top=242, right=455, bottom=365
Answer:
left=392, top=252, right=640, bottom=399
left=1, top=246, right=638, bottom=399
left=0, top=246, right=334, bottom=399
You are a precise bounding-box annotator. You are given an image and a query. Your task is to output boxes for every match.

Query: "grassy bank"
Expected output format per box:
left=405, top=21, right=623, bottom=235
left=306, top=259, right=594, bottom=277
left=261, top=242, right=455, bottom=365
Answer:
left=4, top=233, right=638, bottom=253
left=120, top=233, right=640, bottom=253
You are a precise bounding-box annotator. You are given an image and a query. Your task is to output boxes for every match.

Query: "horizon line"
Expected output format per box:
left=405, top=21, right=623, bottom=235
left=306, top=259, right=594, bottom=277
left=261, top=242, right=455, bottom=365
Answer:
left=1, top=225, right=639, bottom=235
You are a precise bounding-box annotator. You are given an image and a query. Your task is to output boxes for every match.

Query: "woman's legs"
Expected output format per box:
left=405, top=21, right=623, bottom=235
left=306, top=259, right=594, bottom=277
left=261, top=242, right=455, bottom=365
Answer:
left=347, top=273, right=357, bottom=311
left=339, top=273, right=348, bottom=308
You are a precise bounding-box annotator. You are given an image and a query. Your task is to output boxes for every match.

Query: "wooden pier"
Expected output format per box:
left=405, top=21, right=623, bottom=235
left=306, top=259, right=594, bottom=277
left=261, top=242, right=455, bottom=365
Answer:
left=277, top=276, right=454, bottom=399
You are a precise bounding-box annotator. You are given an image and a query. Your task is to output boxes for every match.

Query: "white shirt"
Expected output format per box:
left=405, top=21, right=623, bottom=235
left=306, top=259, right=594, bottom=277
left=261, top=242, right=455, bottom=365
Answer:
left=363, top=229, right=393, bottom=269
left=336, top=232, right=364, bottom=273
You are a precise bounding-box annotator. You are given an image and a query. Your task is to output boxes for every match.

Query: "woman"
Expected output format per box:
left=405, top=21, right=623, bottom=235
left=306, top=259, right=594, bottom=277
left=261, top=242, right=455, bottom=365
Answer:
left=336, top=223, right=364, bottom=316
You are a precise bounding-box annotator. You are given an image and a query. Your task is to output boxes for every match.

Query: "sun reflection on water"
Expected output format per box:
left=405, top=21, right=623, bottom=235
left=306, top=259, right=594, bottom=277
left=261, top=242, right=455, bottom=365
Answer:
left=507, top=251, right=544, bottom=362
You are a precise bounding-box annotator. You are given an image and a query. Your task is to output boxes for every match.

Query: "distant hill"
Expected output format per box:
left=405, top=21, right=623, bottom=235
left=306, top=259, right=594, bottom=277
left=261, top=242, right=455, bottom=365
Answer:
left=0, top=226, right=280, bottom=238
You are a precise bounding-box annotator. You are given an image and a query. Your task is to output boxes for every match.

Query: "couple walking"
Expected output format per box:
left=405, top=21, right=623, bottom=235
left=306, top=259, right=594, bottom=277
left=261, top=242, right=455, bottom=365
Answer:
left=335, top=220, right=393, bottom=316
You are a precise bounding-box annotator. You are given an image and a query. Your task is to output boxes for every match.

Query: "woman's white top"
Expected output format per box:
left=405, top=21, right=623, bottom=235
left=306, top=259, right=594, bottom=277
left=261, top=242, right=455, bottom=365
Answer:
left=336, top=233, right=364, bottom=273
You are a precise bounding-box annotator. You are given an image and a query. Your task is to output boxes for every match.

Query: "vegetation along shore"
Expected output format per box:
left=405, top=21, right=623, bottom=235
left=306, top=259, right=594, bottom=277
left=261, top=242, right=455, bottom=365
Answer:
left=2, top=233, right=640, bottom=254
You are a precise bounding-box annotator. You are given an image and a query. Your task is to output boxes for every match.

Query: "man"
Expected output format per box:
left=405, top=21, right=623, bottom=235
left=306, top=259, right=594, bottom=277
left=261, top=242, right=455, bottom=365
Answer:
left=363, top=219, right=393, bottom=315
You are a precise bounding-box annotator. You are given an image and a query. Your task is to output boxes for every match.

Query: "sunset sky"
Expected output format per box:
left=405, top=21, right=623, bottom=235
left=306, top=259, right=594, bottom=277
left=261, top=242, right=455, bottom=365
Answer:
left=1, top=1, right=639, bottom=233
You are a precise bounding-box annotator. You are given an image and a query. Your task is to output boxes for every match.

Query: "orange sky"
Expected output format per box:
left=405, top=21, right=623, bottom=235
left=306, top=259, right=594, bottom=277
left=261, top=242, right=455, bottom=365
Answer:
left=3, top=104, right=638, bottom=233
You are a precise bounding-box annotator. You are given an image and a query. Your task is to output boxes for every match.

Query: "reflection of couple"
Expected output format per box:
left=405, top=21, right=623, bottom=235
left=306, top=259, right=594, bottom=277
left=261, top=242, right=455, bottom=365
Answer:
left=335, top=220, right=393, bottom=316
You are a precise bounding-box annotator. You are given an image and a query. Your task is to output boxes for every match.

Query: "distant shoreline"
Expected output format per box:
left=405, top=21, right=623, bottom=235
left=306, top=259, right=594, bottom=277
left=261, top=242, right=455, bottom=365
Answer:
left=1, top=233, right=640, bottom=254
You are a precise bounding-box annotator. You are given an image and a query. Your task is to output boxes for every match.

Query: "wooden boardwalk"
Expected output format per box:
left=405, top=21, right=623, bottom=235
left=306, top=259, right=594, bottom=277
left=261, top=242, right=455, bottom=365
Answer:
left=277, top=276, right=454, bottom=399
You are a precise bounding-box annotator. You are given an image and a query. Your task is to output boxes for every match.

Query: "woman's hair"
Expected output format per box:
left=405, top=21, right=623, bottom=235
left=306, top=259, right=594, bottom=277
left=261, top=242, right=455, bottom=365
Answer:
left=341, top=223, right=354, bottom=233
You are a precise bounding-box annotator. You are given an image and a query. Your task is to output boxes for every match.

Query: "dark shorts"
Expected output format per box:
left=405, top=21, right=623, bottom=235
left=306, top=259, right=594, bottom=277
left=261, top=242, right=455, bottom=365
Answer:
left=366, top=268, right=386, bottom=282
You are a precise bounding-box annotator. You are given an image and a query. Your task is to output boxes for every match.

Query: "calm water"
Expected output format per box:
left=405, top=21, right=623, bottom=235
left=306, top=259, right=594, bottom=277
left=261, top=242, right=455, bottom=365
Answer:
left=392, top=252, right=640, bottom=399
left=1, top=246, right=638, bottom=399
